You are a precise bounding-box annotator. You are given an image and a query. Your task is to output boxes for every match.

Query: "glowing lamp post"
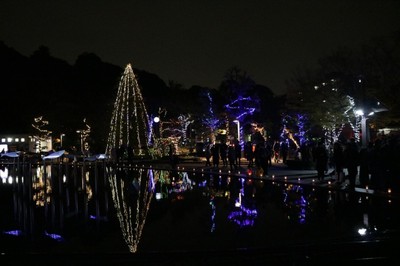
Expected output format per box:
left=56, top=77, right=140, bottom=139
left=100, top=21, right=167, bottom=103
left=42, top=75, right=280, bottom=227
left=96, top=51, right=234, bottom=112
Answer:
left=60, top=133, right=65, bottom=148
left=76, top=130, right=84, bottom=153
left=153, top=116, right=162, bottom=138
left=355, top=108, right=377, bottom=148
left=233, top=119, right=240, bottom=143
left=355, top=109, right=367, bottom=147
left=355, top=78, right=388, bottom=148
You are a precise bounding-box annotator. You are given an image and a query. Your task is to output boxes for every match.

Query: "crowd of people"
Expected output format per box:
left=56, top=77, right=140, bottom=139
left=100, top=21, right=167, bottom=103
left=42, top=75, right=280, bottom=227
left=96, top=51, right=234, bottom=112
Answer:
left=202, top=132, right=399, bottom=193
left=204, top=139, right=242, bottom=172
left=204, top=138, right=283, bottom=176
left=311, top=134, right=400, bottom=192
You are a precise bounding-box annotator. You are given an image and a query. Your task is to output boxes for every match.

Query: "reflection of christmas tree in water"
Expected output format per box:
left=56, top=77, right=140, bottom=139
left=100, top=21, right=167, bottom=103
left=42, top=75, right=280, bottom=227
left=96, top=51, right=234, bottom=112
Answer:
left=108, top=167, right=159, bottom=253
left=105, top=63, right=150, bottom=157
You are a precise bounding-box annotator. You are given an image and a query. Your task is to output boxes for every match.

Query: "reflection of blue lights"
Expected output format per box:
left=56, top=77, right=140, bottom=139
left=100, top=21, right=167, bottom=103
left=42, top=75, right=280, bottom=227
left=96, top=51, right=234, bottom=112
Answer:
left=199, top=180, right=207, bottom=187
left=89, top=215, right=108, bottom=221
left=4, top=230, right=23, bottom=236
left=227, top=205, right=258, bottom=228
left=148, top=169, right=155, bottom=192
left=283, top=185, right=308, bottom=224
left=2, top=230, right=66, bottom=244
left=210, top=197, right=216, bottom=233
left=44, top=231, right=65, bottom=242
left=240, top=178, right=245, bottom=196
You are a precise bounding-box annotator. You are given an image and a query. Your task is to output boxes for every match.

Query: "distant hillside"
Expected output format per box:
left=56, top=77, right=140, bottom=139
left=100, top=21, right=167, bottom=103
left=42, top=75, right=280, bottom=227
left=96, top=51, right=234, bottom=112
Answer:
left=0, top=41, right=173, bottom=151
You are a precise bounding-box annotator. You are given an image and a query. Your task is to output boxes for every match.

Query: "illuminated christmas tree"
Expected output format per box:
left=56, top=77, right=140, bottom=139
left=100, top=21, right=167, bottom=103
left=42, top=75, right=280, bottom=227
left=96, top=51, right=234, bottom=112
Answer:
left=105, top=63, right=151, bottom=157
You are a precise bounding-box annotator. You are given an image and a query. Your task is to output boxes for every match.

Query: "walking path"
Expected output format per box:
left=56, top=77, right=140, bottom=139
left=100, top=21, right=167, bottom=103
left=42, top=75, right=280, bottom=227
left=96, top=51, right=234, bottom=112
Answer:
left=175, top=158, right=398, bottom=199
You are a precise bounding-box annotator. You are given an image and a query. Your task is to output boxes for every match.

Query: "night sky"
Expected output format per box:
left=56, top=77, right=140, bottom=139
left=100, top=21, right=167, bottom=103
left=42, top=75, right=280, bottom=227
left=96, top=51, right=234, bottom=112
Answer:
left=1, top=0, right=399, bottom=95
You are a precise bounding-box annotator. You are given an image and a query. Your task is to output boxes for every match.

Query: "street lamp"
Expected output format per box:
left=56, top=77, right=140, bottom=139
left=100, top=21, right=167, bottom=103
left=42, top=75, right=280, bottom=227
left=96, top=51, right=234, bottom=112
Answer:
left=153, top=116, right=162, bottom=138
left=355, top=98, right=388, bottom=147
left=355, top=109, right=368, bottom=148
left=60, top=133, right=65, bottom=148
left=76, top=130, right=83, bottom=153
left=233, top=119, right=240, bottom=143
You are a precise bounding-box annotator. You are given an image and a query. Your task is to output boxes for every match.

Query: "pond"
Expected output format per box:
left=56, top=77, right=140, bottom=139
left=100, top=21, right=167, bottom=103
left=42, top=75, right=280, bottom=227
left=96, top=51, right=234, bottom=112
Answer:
left=0, top=160, right=398, bottom=265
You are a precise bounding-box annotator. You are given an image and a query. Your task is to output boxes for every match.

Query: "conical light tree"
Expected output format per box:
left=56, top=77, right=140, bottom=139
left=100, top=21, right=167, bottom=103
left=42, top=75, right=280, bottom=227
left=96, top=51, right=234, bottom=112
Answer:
left=105, top=63, right=150, bottom=157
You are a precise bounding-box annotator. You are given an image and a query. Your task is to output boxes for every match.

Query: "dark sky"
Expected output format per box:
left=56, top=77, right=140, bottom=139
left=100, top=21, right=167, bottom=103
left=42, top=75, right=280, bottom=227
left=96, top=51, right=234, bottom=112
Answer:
left=1, top=0, right=399, bottom=95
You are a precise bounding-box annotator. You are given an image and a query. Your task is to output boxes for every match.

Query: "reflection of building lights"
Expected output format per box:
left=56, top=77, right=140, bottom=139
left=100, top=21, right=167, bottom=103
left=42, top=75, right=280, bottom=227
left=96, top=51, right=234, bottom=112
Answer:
left=0, top=167, right=8, bottom=181
left=358, top=228, right=367, bottom=236
left=235, top=193, right=242, bottom=207
left=155, top=192, right=163, bottom=200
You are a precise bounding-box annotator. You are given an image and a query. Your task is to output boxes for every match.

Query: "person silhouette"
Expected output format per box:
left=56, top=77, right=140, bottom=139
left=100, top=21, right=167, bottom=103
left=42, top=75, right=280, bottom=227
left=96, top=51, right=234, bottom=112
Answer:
left=314, top=140, right=328, bottom=181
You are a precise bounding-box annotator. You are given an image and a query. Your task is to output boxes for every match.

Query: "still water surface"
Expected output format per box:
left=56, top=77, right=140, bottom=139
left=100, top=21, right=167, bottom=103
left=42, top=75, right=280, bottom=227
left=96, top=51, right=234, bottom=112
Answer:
left=0, top=161, right=399, bottom=262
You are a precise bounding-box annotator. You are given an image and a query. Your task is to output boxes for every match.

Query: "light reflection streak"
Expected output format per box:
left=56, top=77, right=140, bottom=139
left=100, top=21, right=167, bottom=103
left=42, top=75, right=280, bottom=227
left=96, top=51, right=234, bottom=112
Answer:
left=209, top=196, right=216, bottom=232
left=107, top=167, right=156, bottom=253
left=44, top=231, right=64, bottom=242
left=227, top=176, right=258, bottom=227
left=283, top=184, right=308, bottom=224
left=3, top=230, right=23, bottom=236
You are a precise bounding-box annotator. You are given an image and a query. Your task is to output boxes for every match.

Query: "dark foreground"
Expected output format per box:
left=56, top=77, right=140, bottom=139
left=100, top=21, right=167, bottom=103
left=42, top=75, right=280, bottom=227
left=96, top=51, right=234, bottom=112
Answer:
left=0, top=160, right=399, bottom=265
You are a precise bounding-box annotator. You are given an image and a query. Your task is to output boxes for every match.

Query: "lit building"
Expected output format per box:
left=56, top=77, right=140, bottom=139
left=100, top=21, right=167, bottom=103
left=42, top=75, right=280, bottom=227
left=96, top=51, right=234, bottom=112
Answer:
left=0, top=134, right=52, bottom=153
